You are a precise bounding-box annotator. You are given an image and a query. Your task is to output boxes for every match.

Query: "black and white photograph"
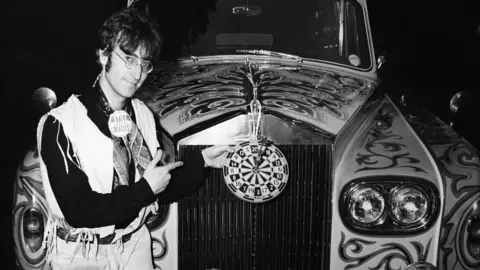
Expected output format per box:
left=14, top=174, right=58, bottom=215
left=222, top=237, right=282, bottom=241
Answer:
left=1, top=0, right=479, bottom=269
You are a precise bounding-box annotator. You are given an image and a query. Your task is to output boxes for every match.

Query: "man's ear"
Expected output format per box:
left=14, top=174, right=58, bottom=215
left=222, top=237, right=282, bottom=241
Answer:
left=98, top=49, right=108, bottom=67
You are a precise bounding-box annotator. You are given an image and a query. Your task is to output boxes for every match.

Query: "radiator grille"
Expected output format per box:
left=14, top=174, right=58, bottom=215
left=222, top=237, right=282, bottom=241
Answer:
left=178, top=145, right=332, bottom=270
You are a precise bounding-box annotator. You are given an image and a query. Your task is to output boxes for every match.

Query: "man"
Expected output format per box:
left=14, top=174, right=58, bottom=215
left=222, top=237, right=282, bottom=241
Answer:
left=37, top=7, right=233, bottom=269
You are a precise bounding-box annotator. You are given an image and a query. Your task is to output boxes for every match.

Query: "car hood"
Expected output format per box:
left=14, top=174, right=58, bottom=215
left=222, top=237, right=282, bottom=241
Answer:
left=136, top=61, right=377, bottom=142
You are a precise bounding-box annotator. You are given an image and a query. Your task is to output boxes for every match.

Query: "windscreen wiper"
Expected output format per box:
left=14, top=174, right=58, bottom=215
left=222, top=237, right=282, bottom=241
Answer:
left=236, top=49, right=302, bottom=61
left=236, top=49, right=303, bottom=68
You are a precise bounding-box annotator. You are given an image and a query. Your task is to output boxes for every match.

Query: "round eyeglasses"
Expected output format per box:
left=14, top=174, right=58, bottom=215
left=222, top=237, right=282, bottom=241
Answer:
left=113, top=50, right=154, bottom=74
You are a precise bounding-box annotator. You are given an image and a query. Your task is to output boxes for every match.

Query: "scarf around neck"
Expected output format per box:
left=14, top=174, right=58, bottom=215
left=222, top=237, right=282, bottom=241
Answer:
left=92, top=82, right=153, bottom=189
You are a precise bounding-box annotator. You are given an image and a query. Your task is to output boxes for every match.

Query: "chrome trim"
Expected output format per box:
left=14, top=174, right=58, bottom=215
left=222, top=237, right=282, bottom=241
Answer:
left=405, top=262, right=438, bottom=270
left=339, top=176, right=440, bottom=235
left=168, top=55, right=378, bottom=80
left=232, top=5, right=262, bottom=16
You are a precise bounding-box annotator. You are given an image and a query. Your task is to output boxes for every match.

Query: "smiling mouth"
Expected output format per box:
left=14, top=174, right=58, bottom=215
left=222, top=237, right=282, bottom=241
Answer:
left=125, top=80, right=138, bottom=85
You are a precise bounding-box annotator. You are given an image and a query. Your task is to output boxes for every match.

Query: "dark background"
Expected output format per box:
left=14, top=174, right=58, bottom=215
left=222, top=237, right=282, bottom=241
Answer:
left=1, top=0, right=479, bottom=268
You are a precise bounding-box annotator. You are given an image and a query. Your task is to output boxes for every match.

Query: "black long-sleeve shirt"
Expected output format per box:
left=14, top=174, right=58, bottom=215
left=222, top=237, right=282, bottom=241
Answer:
left=40, top=89, right=207, bottom=229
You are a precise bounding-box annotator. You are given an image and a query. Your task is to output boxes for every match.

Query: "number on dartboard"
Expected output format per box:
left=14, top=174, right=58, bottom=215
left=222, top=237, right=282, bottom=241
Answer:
left=267, top=183, right=276, bottom=191
left=251, top=146, right=258, bottom=153
left=238, top=150, right=245, bottom=158
left=240, top=184, right=248, bottom=192
left=229, top=160, right=239, bottom=167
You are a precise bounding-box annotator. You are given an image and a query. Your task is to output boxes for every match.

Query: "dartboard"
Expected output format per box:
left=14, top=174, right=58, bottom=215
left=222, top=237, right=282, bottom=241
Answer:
left=223, top=140, right=289, bottom=203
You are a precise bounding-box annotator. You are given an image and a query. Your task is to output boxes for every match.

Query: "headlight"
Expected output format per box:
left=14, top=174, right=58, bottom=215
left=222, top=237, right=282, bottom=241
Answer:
left=23, top=208, right=44, bottom=253
left=390, top=187, right=428, bottom=225
left=340, top=177, right=440, bottom=235
left=348, top=185, right=385, bottom=224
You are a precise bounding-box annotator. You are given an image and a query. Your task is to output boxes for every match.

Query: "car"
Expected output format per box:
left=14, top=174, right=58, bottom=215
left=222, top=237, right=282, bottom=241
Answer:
left=13, top=0, right=480, bottom=269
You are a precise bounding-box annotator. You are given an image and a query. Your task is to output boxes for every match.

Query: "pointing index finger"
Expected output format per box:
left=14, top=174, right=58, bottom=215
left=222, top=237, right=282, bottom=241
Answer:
left=165, top=161, right=184, bottom=171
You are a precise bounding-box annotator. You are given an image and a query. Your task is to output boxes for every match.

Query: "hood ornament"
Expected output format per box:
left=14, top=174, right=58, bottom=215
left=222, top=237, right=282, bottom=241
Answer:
left=245, top=57, right=263, bottom=141
left=222, top=57, right=290, bottom=204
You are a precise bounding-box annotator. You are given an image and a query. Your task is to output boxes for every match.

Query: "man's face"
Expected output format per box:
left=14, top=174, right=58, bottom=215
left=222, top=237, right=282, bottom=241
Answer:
left=100, top=46, right=149, bottom=100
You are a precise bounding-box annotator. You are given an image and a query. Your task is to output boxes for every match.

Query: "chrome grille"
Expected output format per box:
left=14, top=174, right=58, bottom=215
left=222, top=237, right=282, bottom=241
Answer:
left=178, top=145, right=332, bottom=270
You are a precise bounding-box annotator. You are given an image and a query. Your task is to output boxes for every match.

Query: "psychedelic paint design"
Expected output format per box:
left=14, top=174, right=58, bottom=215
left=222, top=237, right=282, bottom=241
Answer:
left=139, top=63, right=374, bottom=137
left=12, top=148, right=49, bottom=270
left=403, top=106, right=480, bottom=270
left=12, top=0, right=480, bottom=268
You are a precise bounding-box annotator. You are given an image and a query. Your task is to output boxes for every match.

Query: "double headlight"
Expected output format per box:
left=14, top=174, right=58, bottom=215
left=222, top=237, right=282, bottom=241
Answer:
left=341, top=177, right=439, bottom=234
left=390, top=187, right=428, bottom=225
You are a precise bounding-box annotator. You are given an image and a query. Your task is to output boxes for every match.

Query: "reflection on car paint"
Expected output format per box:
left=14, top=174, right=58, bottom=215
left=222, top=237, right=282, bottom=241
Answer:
left=140, top=63, right=374, bottom=137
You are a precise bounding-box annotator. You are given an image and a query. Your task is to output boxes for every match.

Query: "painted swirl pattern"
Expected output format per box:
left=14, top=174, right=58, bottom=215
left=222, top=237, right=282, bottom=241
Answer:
left=355, top=102, right=426, bottom=173
left=403, top=105, right=480, bottom=270
left=139, top=64, right=248, bottom=134
left=432, top=142, right=480, bottom=269
left=259, top=68, right=366, bottom=120
left=12, top=147, right=49, bottom=270
left=152, top=231, right=169, bottom=270
left=146, top=205, right=171, bottom=269
left=137, top=62, right=373, bottom=136
left=339, top=232, right=432, bottom=270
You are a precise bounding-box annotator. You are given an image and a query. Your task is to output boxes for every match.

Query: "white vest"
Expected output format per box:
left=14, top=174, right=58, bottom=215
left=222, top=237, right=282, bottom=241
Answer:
left=37, top=95, right=159, bottom=242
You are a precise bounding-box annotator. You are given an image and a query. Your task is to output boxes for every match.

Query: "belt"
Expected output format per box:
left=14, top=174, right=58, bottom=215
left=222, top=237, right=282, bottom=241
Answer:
left=56, top=227, right=133, bottom=245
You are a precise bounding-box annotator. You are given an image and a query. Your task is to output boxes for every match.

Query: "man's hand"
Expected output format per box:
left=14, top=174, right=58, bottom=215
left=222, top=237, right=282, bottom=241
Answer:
left=143, top=149, right=183, bottom=194
left=202, top=145, right=236, bottom=168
